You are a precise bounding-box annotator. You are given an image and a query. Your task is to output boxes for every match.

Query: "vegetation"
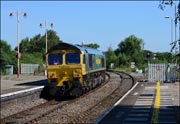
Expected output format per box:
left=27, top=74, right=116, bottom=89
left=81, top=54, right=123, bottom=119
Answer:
left=82, top=43, right=100, bottom=49
left=0, top=30, right=62, bottom=74
left=1, top=29, right=178, bottom=75
left=105, top=35, right=178, bottom=72
left=159, top=0, right=180, bottom=61
left=0, top=40, right=16, bottom=74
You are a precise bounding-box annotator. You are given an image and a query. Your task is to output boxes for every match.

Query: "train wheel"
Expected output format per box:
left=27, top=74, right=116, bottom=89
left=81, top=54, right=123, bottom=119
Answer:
left=82, top=86, right=87, bottom=94
left=55, top=88, right=65, bottom=101
left=69, top=81, right=83, bottom=97
left=40, top=86, right=53, bottom=100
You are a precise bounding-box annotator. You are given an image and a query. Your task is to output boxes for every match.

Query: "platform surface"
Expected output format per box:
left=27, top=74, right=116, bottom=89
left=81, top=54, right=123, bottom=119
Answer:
left=1, top=74, right=48, bottom=94
left=98, top=81, right=180, bottom=124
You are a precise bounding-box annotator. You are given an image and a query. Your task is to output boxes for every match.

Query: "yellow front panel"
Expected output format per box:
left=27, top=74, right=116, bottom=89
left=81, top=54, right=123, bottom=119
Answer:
left=46, top=48, right=86, bottom=87
left=47, top=65, right=83, bottom=87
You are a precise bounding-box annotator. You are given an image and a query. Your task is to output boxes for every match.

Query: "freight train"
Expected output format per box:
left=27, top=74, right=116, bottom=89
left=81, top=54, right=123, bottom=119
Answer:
left=41, top=42, right=106, bottom=99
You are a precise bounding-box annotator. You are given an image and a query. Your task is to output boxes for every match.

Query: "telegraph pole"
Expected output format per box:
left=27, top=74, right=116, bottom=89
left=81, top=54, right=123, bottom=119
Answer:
left=39, top=20, right=53, bottom=54
left=10, top=8, right=27, bottom=79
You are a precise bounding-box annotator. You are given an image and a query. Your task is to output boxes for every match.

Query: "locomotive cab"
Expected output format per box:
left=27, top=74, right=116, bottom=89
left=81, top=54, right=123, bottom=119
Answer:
left=47, top=51, right=83, bottom=85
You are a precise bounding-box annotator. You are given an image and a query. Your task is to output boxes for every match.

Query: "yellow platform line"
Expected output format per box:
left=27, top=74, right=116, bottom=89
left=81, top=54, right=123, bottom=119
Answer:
left=152, top=81, right=160, bottom=124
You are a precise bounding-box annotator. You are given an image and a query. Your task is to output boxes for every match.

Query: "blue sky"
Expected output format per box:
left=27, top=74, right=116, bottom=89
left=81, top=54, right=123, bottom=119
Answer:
left=1, top=1, right=179, bottom=52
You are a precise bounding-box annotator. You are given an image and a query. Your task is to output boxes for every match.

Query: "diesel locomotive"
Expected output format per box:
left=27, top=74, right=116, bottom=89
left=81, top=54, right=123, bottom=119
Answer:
left=42, top=42, right=106, bottom=98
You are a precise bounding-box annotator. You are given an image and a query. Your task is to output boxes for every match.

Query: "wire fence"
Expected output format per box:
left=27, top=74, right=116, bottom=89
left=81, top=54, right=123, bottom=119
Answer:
left=21, top=64, right=39, bottom=74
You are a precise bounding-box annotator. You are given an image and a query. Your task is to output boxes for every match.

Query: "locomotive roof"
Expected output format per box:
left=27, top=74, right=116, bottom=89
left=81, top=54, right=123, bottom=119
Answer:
left=48, top=42, right=104, bottom=55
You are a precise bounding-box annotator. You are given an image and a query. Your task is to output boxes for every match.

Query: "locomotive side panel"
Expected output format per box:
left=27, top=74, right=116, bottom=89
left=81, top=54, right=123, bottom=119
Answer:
left=86, top=54, right=106, bottom=73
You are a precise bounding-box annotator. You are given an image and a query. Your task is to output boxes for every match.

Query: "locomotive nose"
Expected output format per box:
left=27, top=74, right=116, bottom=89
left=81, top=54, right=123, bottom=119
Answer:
left=73, top=69, right=82, bottom=78
left=63, top=71, right=68, bottom=76
left=50, top=73, right=57, bottom=78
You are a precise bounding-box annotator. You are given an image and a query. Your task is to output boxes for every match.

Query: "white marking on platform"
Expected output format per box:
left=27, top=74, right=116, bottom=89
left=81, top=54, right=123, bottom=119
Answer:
left=160, top=99, right=173, bottom=101
left=139, top=96, right=154, bottom=99
left=0, top=86, right=44, bottom=98
left=133, top=92, right=138, bottom=95
left=160, top=86, right=169, bottom=89
left=145, top=87, right=156, bottom=89
left=160, top=104, right=174, bottom=106
left=135, top=103, right=152, bottom=106
left=138, top=99, right=153, bottom=101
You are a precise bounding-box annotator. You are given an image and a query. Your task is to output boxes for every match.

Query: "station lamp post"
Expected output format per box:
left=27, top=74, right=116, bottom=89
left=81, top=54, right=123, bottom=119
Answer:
left=165, top=2, right=180, bottom=109
left=9, top=8, right=27, bottom=79
left=165, top=1, right=178, bottom=54
left=165, top=16, right=174, bottom=52
left=39, top=20, right=53, bottom=53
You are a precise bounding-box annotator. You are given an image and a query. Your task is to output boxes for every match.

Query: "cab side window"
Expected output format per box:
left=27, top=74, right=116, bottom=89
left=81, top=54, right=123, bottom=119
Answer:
left=89, top=54, right=93, bottom=68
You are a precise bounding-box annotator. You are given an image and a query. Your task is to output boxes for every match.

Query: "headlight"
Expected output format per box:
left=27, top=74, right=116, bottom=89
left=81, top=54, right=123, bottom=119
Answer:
left=48, top=72, right=57, bottom=78
left=63, top=71, right=68, bottom=76
left=73, top=69, right=81, bottom=77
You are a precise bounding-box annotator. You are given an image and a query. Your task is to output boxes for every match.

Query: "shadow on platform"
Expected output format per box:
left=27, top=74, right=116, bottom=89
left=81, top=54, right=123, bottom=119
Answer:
left=98, top=105, right=179, bottom=124
left=15, top=79, right=48, bottom=86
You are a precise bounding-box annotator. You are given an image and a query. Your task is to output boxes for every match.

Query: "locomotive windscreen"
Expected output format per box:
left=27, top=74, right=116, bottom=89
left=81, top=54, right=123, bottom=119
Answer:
left=66, top=53, right=80, bottom=64
left=48, top=54, right=62, bottom=65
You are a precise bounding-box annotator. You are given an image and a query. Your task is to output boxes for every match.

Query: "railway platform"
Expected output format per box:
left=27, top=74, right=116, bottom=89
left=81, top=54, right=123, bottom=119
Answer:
left=97, top=81, right=180, bottom=124
left=0, top=74, right=48, bottom=95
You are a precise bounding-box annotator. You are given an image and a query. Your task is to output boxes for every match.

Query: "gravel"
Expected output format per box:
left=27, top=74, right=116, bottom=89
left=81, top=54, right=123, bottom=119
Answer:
left=37, top=72, right=126, bottom=123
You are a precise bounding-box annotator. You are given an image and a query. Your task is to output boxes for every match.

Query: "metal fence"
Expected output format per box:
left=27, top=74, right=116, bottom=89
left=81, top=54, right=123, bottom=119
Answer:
left=21, top=64, right=39, bottom=74
left=148, top=63, right=179, bottom=83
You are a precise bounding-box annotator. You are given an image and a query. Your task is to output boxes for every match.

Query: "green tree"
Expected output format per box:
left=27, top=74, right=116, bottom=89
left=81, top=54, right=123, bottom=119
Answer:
left=115, top=35, right=144, bottom=68
left=18, top=30, right=62, bottom=54
left=82, top=43, right=100, bottom=49
left=12, top=29, right=62, bottom=73
left=151, top=52, right=172, bottom=63
left=118, top=53, right=130, bottom=66
left=105, top=46, right=118, bottom=69
left=19, top=37, right=31, bottom=53
left=20, top=52, right=43, bottom=65
left=0, top=40, right=16, bottom=74
left=29, top=34, right=43, bottom=53
left=43, top=30, right=62, bottom=52
left=0, top=40, right=12, bottom=66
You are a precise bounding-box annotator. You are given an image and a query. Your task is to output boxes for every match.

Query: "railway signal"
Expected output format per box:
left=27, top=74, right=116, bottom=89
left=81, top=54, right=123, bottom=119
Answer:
left=9, top=12, right=13, bottom=16
left=50, top=23, right=53, bottom=28
left=16, top=52, right=21, bottom=59
left=146, top=51, right=151, bottom=64
left=146, top=51, right=151, bottom=59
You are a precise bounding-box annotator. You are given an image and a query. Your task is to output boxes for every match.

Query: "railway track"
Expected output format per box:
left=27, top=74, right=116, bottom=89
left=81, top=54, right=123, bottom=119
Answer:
left=0, top=86, right=47, bottom=119
left=1, top=70, right=136, bottom=124
left=66, top=70, right=135, bottom=123
left=1, top=72, right=110, bottom=124
left=37, top=70, right=135, bottom=124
